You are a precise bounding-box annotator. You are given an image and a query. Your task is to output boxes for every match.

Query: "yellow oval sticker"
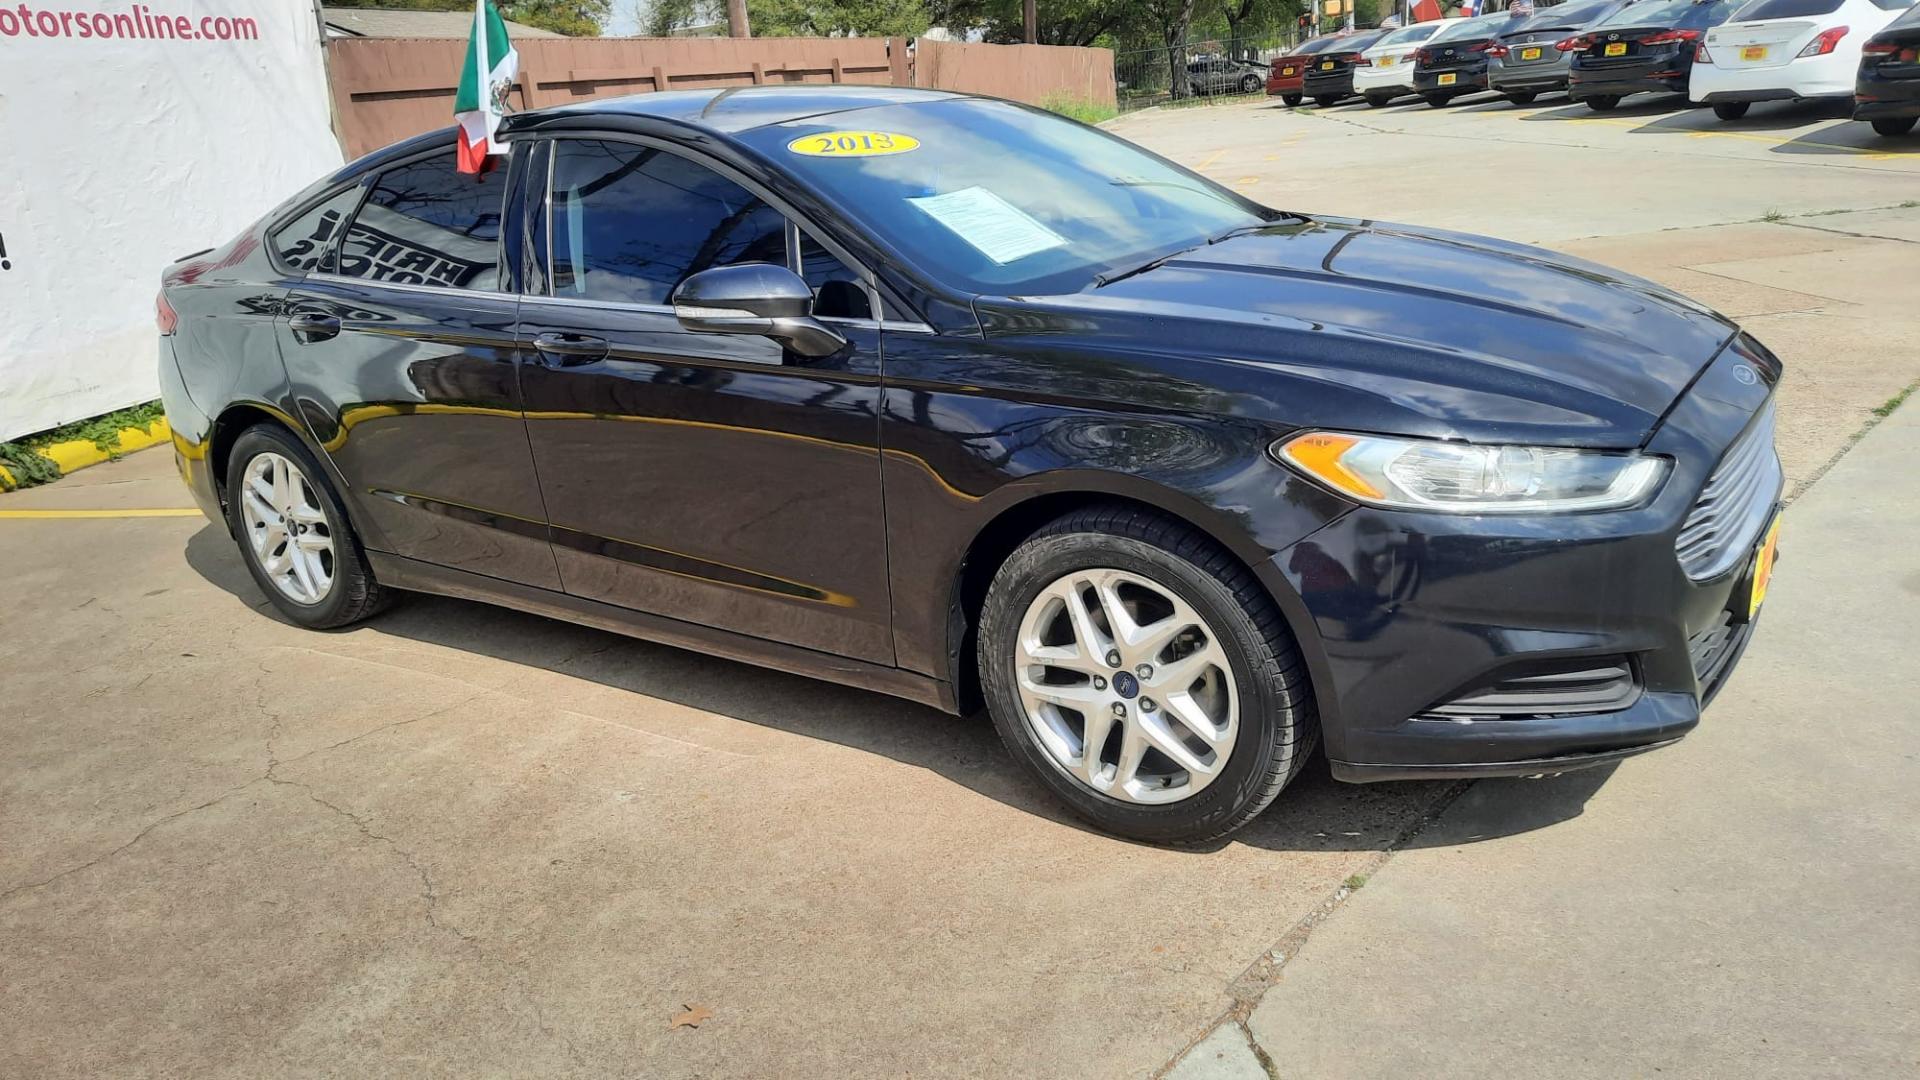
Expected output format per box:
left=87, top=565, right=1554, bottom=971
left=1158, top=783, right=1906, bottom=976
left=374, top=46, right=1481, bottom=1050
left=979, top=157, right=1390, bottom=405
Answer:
left=787, top=131, right=921, bottom=158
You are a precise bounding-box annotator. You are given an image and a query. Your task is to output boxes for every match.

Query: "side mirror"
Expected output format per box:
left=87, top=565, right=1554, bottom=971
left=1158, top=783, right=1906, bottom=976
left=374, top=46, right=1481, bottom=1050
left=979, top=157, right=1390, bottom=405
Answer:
left=670, top=263, right=848, bottom=359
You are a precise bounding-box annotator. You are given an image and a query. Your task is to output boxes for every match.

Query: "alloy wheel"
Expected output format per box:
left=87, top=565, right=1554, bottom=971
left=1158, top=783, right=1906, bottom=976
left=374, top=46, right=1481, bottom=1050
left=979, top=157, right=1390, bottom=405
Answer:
left=239, top=451, right=335, bottom=606
left=1013, top=568, right=1239, bottom=805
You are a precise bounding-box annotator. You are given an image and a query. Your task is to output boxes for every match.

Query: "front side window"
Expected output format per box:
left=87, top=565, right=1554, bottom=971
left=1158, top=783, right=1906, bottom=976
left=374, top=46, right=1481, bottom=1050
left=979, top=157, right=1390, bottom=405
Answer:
left=336, top=153, right=509, bottom=289
left=271, top=186, right=363, bottom=274
left=797, top=232, right=873, bottom=320
left=548, top=139, right=787, bottom=305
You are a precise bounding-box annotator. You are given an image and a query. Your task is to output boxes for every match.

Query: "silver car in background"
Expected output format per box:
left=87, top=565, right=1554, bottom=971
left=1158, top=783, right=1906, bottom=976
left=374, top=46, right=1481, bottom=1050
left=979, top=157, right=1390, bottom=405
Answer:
left=1488, top=0, right=1642, bottom=102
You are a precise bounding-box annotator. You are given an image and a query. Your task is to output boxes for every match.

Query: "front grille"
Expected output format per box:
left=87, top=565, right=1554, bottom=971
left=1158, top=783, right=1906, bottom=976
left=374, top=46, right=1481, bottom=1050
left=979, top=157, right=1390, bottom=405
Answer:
left=1420, top=658, right=1639, bottom=720
left=1676, top=401, right=1782, bottom=581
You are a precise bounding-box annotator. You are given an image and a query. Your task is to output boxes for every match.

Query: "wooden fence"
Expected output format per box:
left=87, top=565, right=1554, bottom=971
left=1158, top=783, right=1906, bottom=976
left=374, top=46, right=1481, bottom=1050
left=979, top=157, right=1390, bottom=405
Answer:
left=326, top=36, right=1115, bottom=160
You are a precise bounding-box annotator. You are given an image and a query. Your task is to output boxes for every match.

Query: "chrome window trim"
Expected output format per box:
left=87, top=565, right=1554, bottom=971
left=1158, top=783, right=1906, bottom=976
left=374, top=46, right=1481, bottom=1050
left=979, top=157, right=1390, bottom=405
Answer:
left=307, top=270, right=518, bottom=301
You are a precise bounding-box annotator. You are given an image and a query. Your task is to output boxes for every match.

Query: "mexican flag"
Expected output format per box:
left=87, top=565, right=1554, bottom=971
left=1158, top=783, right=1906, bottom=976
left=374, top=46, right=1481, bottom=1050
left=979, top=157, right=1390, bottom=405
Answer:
left=454, top=0, right=518, bottom=174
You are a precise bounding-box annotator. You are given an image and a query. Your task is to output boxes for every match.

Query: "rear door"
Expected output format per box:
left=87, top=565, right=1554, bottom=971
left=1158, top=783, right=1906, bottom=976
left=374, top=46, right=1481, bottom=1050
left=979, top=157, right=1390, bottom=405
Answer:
left=277, top=145, right=560, bottom=589
left=512, top=135, right=895, bottom=664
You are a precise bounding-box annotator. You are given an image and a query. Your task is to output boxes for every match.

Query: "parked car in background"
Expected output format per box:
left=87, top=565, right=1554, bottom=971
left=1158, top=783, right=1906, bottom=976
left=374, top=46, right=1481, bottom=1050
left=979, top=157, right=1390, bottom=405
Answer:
left=1303, top=29, right=1393, bottom=104
left=1188, top=56, right=1272, bottom=96
left=1268, top=34, right=1355, bottom=105
left=1355, top=20, right=1457, bottom=105
left=1853, top=1, right=1920, bottom=133
left=1359, top=19, right=1459, bottom=104
left=1568, top=0, right=1747, bottom=109
left=1691, top=0, right=1915, bottom=118
left=1488, top=0, right=1638, bottom=104
left=1413, top=12, right=1526, bottom=104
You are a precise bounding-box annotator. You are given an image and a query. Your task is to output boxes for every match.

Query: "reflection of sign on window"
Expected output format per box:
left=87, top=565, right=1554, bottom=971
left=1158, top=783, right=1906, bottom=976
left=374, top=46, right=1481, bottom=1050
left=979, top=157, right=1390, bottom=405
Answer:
left=279, top=209, right=344, bottom=273
left=335, top=203, right=496, bottom=288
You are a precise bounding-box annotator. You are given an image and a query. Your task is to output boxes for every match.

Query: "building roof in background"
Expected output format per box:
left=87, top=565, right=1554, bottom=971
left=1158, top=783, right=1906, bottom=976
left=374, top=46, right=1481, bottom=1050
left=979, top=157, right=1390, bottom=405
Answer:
left=320, top=7, right=563, bottom=39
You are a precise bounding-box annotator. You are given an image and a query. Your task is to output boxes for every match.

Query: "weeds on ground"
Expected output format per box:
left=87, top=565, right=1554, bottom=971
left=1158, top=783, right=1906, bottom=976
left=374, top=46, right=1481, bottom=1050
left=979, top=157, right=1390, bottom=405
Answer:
left=1041, top=94, right=1119, bottom=125
left=1874, top=384, right=1914, bottom=418
left=1761, top=209, right=1787, bottom=223
left=0, top=400, right=167, bottom=491
left=1344, top=873, right=1369, bottom=891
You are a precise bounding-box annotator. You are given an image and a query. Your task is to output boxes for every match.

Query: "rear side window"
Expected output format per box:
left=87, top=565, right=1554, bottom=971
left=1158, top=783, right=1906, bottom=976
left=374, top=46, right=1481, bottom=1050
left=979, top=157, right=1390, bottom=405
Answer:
left=270, top=187, right=363, bottom=274
left=1729, top=0, right=1843, bottom=17
left=336, top=154, right=510, bottom=290
left=548, top=139, right=787, bottom=306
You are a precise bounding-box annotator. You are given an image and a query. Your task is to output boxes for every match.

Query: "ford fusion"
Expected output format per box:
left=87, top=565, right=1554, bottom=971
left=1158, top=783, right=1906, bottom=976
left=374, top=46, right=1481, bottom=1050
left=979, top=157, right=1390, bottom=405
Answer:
left=159, top=88, right=1785, bottom=844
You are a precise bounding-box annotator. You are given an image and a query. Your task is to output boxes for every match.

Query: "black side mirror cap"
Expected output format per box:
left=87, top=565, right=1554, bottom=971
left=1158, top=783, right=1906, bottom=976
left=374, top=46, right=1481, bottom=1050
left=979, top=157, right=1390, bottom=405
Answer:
left=670, top=263, right=848, bottom=359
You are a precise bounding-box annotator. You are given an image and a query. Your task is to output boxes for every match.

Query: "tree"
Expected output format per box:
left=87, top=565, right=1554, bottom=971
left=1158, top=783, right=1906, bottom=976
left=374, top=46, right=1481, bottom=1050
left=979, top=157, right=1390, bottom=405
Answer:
left=927, top=0, right=1147, bottom=45
left=745, top=0, right=930, bottom=36
left=324, top=0, right=610, bottom=36
left=1143, top=0, right=1200, bottom=98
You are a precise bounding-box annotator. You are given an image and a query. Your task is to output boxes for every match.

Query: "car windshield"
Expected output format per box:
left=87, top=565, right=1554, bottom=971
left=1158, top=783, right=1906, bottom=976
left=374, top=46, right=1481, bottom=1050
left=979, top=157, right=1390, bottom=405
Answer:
left=741, top=98, right=1272, bottom=296
left=1429, top=13, right=1515, bottom=41
left=1728, top=0, right=1843, bottom=17
left=1509, top=0, right=1617, bottom=31
left=1377, top=22, right=1446, bottom=47
left=1294, top=35, right=1352, bottom=55
left=1596, top=0, right=1739, bottom=25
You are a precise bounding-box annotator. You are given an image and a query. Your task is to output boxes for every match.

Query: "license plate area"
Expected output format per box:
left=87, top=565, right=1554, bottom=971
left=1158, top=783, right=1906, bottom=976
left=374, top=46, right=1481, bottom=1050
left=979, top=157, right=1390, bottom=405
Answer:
left=1438, top=72, right=1458, bottom=85
left=1282, top=66, right=1296, bottom=76
left=1741, top=45, right=1768, bottom=61
left=1520, top=46, right=1543, bottom=61
left=1321, top=60, right=1335, bottom=70
left=1733, top=512, right=1783, bottom=623
left=1605, top=41, right=1628, bottom=57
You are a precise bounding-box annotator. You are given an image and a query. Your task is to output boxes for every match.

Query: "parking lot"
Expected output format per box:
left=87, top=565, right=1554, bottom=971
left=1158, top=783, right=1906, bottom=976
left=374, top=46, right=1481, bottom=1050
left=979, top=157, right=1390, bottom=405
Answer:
left=5, top=92, right=1918, bottom=1078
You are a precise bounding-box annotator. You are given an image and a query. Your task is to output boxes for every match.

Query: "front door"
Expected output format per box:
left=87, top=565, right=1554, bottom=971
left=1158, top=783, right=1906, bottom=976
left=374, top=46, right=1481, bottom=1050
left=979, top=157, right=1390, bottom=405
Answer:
left=278, top=146, right=560, bottom=590
left=513, top=136, right=893, bottom=664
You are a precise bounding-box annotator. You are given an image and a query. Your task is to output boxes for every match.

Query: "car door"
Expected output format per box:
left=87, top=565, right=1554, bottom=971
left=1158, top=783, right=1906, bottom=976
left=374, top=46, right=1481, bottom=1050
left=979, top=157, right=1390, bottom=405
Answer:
left=512, top=135, right=894, bottom=664
left=276, top=144, right=560, bottom=590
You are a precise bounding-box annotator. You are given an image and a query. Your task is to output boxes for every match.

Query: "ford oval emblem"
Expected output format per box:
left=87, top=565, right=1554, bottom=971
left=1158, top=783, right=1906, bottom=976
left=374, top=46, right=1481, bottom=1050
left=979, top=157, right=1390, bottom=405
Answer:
left=1733, top=364, right=1758, bottom=385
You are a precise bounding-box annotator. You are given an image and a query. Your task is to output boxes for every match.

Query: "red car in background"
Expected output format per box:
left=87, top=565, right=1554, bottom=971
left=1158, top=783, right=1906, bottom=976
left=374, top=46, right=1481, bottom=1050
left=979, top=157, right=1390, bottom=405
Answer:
left=1267, top=34, right=1355, bottom=105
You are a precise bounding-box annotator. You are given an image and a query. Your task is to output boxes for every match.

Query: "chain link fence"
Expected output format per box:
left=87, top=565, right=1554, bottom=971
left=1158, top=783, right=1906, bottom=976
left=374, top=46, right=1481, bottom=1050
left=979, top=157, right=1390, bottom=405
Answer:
left=1114, top=32, right=1303, bottom=113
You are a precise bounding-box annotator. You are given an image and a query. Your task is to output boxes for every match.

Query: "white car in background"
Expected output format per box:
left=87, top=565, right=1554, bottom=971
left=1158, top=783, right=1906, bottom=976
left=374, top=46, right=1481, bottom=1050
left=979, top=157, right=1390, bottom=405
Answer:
left=1355, top=19, right=1459, bottom=105
left=1691, top=0, right=1917, bottom=118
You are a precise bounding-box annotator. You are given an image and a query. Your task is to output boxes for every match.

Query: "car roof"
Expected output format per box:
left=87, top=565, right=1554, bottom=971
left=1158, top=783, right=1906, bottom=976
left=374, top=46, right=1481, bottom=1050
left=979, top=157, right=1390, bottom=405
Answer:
left=333, top=86, right=964, bottom=181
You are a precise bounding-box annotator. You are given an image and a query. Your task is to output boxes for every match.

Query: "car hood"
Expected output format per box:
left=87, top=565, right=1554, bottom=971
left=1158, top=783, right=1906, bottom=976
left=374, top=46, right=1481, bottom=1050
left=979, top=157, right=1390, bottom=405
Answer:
left=979, top=216, right=1737, bottom=448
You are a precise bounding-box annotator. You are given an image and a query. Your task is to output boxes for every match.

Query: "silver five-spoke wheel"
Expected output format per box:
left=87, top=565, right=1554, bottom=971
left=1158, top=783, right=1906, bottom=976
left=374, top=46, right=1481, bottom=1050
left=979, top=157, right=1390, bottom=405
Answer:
left=1014, top=567, right=1239, bottom=805
left=239, top=451, right=334, bottom=606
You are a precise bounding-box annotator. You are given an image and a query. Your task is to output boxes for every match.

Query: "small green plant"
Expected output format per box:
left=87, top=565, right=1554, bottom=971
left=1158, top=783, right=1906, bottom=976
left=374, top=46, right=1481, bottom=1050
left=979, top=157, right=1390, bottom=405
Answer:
left=1761, top=208, right=1787, bottom=223
left=1874, top=384, right=1914, bottom=419
left=1344, top=873, right=1368, bottom=891
left=0, top=399, right=167, bottom=491
left=1041, top=94, right=1119, bottom=125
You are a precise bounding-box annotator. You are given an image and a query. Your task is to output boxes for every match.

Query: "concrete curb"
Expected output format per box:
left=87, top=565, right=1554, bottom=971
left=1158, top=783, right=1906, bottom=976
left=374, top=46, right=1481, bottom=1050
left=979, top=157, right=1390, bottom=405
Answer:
left=0, top=419, right=172, bottom=492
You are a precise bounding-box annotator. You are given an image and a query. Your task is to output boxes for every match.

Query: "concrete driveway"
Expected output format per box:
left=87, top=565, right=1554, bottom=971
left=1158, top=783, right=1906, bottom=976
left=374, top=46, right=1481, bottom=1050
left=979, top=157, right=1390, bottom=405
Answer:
left=4, top=91, right=1918, bottom=1078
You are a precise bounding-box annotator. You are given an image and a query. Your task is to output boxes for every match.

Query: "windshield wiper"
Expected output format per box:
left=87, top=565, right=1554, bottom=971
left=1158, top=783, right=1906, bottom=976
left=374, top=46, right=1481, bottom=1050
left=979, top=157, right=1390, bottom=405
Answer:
left=1093, top=216, right=1306, bottom=288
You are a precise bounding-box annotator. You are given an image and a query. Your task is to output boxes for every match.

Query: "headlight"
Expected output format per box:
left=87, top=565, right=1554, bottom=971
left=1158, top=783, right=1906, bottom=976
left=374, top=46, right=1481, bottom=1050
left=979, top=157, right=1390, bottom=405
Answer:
left=1272, top=431, right=1668, bottom=513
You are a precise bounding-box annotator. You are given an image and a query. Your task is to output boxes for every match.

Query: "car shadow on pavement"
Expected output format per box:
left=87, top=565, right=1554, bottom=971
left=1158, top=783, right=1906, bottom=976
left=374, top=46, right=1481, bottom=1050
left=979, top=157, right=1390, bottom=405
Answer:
left=184, top=525, right=1615, bottom=856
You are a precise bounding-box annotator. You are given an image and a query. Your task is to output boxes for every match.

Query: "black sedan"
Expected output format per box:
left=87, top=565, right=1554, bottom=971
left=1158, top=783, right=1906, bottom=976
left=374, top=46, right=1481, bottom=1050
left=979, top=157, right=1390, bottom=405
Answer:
left=1413, top=12, right=1523, bottom=105
left=1855, top=2, right=1920, bottom=135
left=158, top=87, right=1784, bottom=844
left=1301, top=29, right=1391, bottom=105
left=1568, top=0, right=1746, bottom=110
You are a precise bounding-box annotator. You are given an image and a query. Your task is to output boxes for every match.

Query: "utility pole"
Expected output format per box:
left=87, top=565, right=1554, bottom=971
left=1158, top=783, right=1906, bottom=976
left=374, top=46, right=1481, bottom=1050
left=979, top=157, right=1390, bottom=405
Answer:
left=727, top=0, right=751, bottom=37
left=1023, top=0, right=1037, bottom=42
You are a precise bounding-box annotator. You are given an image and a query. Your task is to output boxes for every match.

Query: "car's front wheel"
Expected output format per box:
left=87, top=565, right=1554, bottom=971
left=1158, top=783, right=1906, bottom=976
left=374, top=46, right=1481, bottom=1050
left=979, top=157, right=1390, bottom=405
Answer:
left=1241, top=74, right=1263, bottom=94
left=977, top=507, right=1317, bottom=845
left=1712, top=100, right=1750, bottom=120
left=224, top=425, right=389, bottom=629
left=1871, top=116, right=1917, bottom=137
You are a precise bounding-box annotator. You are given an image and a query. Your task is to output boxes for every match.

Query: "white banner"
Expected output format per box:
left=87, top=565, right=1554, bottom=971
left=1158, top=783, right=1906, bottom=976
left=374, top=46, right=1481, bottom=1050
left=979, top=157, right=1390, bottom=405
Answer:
left=0, top=1, right=342, bottom=440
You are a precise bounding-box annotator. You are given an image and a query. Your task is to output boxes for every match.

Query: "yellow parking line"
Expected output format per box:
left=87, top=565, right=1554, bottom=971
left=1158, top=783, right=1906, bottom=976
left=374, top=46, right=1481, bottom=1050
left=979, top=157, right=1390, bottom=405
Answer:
left=1195, top=149, right=1227, bottom=171
left=0, top=508, right=203, bottom=519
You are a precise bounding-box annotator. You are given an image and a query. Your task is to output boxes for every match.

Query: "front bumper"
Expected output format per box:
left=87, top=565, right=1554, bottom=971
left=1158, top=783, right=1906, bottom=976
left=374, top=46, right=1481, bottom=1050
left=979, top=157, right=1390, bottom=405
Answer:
left=1283, top=337, right=1783, bottom=781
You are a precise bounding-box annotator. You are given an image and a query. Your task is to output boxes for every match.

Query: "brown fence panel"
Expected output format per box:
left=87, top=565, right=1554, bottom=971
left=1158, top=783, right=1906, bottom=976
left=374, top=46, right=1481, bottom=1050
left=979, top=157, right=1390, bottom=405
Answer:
left=911, top=41, right=1116, bottom=110
left=326, top=36, right=895, bottom=159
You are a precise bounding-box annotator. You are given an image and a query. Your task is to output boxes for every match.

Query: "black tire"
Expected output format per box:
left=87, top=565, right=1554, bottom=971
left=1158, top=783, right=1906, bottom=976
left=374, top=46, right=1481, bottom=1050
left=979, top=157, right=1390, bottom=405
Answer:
left=1424, top=92, right=1455, bottom=107
left=1587, top=95, right=1621, bottom=111
left=224, top=424, right=390, bottom=629
left=1282, top=92, right=1303, bottom=107
left=1871, top=116, right=1918, bottom=137
left=1313, top=94, right=1341, bottom=107
left=1241, top=74, right=1263, bottom=94
left=1364, top=93, right=1392, bottom=108
left=977, top=506, right=1318, bottom=845
left=1712, top=100, right=1750, bottom=120
left=1506, top=91, right=1539, bottom=105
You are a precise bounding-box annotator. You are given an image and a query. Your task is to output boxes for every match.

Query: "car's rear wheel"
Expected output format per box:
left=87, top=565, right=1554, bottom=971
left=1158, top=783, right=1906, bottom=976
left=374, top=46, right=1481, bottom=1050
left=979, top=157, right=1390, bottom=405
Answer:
left=1871, top=117, right=1918, bottom=137
left=977, top=507, right=1317, bottom=845
left=225, top=425, right=389, bottom=629
left=1712, top=100, right=1750, bottom=120
left=1587, top=94, right=1621, bottom=111
left=1424, top=92, right=1455, bottom=107
left=1364, top=93, right=1392, bottom=107
left=1282, top=92, right=1303, bottom=106
left=1506, top=91, right=1539, bottom=105
left=1241, top=74, right=1263, bottom=93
